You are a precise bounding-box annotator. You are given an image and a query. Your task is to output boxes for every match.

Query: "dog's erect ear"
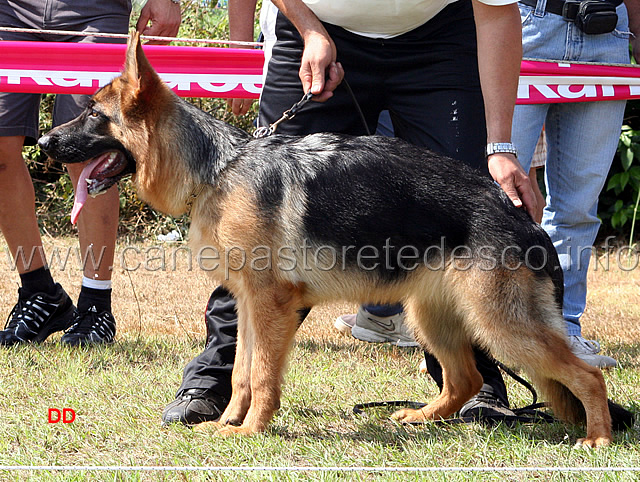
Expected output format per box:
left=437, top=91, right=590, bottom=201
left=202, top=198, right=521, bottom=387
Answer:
left=123, top=30, right=142, bottom=83
left=122, top=30, right=165, bottom=105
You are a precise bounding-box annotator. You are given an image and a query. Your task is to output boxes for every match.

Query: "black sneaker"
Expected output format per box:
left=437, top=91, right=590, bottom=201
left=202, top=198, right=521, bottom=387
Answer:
left=0, top=283, right=76, bottom=346
left=61, top=306, right=116, bottom=346
left=162, top=388, right=229, bottom=426
left=459, top=386, right=517, bottom=426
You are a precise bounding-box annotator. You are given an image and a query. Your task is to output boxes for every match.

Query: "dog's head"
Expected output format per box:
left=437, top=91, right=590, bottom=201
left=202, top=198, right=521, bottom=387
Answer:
left=39, top=31, right=172, bottom=223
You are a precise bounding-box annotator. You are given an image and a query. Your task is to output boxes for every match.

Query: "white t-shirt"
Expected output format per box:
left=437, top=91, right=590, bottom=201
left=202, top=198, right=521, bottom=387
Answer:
left=302, top=0, right=517, bottom=38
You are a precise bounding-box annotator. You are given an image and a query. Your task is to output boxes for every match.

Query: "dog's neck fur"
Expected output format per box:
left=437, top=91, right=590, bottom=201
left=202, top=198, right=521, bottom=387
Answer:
left=177, top=100, right=250, bottom=186
left=137, top=98, right=251, bottom=216
left=172, top=101, right=251, bottom=215
left=123, top=35, right=251, bottom=216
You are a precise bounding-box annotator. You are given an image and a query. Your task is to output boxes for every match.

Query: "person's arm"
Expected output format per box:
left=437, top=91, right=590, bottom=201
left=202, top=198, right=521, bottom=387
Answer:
left=472, top=1, right=537, bottom=218
left=271, top=0, right=344, bottom=102
left=136, top=0, right=182, bottom=45
left=625, top=0, right=640, bottom=62
left=228, top=0, right=258, bottom=115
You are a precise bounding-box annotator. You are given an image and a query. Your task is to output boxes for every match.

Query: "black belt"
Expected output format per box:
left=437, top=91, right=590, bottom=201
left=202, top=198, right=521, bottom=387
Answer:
left=519, top=0, right=622, bottom=17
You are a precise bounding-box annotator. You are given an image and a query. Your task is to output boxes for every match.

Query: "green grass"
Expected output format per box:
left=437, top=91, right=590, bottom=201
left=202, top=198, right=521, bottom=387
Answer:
left=0, top=333, right=639, bottom=480
left=1, top=239, right=639, bottom=480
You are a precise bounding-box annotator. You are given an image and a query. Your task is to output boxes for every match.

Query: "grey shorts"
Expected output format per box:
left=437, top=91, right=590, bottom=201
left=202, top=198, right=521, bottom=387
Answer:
left=0, top=0, right=132, bottom=144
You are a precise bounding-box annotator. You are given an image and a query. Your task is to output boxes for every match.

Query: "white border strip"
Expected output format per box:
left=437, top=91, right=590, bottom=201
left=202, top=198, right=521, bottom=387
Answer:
left=1, top=466, right=640, bottom=472
left=0, top=26, right=262, bottom=46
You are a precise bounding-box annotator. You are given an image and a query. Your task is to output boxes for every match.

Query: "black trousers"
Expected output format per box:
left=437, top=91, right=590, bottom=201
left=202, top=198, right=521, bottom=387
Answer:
left=177, top=0, right=508, bottom=406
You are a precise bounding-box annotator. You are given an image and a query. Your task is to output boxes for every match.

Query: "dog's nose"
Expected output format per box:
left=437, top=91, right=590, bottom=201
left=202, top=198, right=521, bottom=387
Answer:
left=38, top=135, right=52, bottom=151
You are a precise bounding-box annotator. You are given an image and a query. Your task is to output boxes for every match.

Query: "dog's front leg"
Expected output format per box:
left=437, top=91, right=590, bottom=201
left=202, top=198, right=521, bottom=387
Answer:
left=194, top=295, right=254, bottom=434
left=216, top=286, right=301, bottom=436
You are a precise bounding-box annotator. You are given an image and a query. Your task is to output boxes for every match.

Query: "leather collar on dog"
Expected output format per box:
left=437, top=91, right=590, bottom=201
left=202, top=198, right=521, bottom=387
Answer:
left=185, top=184, right=205, bottom=216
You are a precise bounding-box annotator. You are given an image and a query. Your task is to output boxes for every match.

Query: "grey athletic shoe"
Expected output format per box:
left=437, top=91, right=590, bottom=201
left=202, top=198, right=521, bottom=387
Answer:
left=334, top=313, right=356, bottom=334
left=349, top=307, right=419, bottom=347
left=0, top=284, right=76, bottom=346
left=568, top=335, right=617, bottom=369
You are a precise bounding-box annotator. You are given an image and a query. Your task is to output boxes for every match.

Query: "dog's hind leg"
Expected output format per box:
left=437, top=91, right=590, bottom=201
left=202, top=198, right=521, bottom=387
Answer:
left=505, top=333, right=611, bottom=447
left=215, top=282, right=303, bottom=436
left=392, top=299, right=484, bottom=423
left=461, top=269, right=612, bottom=447
left=501, top=330, right=611, bottom=447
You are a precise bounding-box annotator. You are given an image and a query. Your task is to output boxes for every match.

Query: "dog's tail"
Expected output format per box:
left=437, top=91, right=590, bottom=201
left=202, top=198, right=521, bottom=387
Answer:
left=533, top=376, right=586, bottom=425
left=529, top=225, right=564, bottom=310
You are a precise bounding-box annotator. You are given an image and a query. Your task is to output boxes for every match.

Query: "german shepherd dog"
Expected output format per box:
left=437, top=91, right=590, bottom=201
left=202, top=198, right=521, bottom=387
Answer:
left=39, top=33, right=612, bottom=447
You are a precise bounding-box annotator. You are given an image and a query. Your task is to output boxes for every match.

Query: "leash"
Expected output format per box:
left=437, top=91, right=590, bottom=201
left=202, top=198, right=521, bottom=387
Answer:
left=253, top=92, right=314, bottom=138
left=188, top=79, right=365, bottom=210
left=253, top=78, right=370, bottom=139
left=184, top=90, right=315, bottom=210
left=352, top=400, right=555, bottom=427
left=352, top=359, right=557, bottom=427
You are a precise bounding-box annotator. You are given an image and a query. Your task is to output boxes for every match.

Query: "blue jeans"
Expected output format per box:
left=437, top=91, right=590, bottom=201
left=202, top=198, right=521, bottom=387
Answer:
left=511, top=1, right=631, bottom=335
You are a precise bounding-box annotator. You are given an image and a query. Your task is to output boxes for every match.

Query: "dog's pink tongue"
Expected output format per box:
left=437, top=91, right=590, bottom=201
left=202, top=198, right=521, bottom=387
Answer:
left=71, top=157, right=103, bottom=225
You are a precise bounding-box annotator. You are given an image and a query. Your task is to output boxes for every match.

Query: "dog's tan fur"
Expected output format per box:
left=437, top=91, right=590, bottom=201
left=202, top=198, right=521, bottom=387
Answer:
left=44, top=33, right=612, bottom=447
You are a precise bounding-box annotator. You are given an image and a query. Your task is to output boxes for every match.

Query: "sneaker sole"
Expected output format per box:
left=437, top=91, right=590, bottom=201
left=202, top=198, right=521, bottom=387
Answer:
left=60, top=337, right=114, bottom=347
left=351, top=325, right=420, bottom=347
left=574, top=353, right=618, bottom=369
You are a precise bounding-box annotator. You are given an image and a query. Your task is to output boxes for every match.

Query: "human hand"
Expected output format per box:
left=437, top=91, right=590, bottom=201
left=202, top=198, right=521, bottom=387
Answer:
left=488, top=153, right=538, bottom=219
left=136, top=0, right=182, bottom=45
left=299, top=30, right=344, bottom=102
left=226, top=98, right=255, bottom=116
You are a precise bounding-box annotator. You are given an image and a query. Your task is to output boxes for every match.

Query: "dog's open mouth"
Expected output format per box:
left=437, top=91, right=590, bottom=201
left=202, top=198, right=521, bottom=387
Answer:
left=71, top=151, right=129, bottom=224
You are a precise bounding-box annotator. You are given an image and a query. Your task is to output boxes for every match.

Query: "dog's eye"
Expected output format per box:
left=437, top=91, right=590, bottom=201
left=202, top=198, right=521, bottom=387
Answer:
left=89, top=109, right=100, bottom=118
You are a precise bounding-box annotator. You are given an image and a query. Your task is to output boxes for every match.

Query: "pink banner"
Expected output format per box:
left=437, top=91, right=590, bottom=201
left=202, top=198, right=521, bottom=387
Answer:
left=518, top=59, right=640, bottom=104
left=0, top=40, right=263, bottom=99
left=1, top=41, right=640, bottom=104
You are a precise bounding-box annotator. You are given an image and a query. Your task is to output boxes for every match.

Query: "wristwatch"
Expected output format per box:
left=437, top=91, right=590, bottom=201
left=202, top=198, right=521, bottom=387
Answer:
left=170, top=0, right=181, bottom=4
left=485, top=142, right=518, bottom=158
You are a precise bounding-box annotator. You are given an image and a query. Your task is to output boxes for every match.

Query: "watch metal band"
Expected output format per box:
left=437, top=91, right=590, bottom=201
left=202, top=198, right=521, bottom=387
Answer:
left=485, top=142, right=518, bottom=158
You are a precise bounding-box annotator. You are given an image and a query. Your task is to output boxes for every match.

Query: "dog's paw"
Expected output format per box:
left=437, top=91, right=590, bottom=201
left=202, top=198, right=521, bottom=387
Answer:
left=192, top=421, right=225, bottom=433
left=214, top=424, right=257, bottom=437
left=390, top=408, right=427, bottom=424
left=575, top=436, right=611, bottom=448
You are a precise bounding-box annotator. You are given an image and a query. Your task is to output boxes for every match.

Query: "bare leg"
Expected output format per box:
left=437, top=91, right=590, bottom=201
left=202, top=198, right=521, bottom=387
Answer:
left=0, top=136, right=47, bottom=274
left=66, top=163, right=118, bottom=282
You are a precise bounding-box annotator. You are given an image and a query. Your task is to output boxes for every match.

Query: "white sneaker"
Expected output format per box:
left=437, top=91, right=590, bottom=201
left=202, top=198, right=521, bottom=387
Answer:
left=334, top=313, right=356, bottom=334
left=349, top=307, right=419, bottom=347
left=568, top=335, right=617, bottom=369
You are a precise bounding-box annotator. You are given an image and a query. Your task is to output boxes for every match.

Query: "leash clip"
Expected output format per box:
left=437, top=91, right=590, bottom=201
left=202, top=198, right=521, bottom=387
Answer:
left=252, top=125, right=274, bottom=138
left=252, top=91, right=313, bottom=139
